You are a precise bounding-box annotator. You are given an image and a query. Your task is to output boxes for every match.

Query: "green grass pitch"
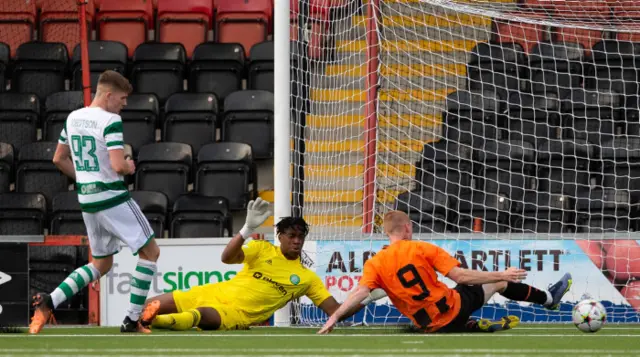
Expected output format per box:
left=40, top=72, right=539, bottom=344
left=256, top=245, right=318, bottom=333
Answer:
left=1, top=325, right=640, bottom=356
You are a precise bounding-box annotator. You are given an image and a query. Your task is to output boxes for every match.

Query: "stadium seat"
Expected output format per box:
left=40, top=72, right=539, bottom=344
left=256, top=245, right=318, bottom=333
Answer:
left=394, top=189, right=449, bottom=233
left=0, top=192, right=46, bottom=235
left=600, top=138, right=640, bottom=197
left=511, top=192, right=573, bottom=233
left=554, top=24, right=603, bottom=57
left=96, top=0, right=154, bottom=58
left=476, top=139, right=536, bottom=199
left=575, top=189, right=630, bottom=233
left=163, top=93, right=218, bottom=154
left=454, top=191, right=511, bottom=233
left=189, top=43, right=245, bottom=105
left=215, top=0, right=272, bottom=57
left=537, top=139, right=592, bottom=197
left=0, top=0, right=37, bottom=58
left=248, top=41, right=274, bottom=92
left=612, top=0, right=640, bottom=19
left=135, top=142, right=192, bottom=206
left=562, top=89, right=622, bottom=145
left=0, top=142, right=12, bottom=193
left=71, top=41, right=128, bottom=91
left=495, top=17, right=547, bottom=53
left=586, top=40, right=640, bottom=100
left=467, top=42, right=526, bottom=101
left=553, top=0, right=610, bottom=20
left=120, top=93, right=159, bottom=155
left=43, top=91, right=84, bottom=142
left=16, top=142, right=70, bottom=210
left=195, top=142, right=257, bottom=211
left=0, top=42, right=9, bottom=91
left=12, top=42, right=68, bottom=101
left=38, top=0, right=94, bottom=56
left=507, top=92, right=561, bottom=142
left=170, top=193, right=232, bottom=238
left=416, top=141, right=473, bottom=197
left=156, top=0, right=213, bottom=58
left=130, top=190, right=169, bottom=238
left=0, top=93, right=40, bottom=154
left=130, top=43, right=187, bottom=105
left=529, top=41, right=584, bottom=99
left=306, top=0, right=330, bottom=60
left=442, top=90, right=501, bottom=148
left=50, top=191, right=86, bottom=235
left=222, top=90, right=274, bottom=159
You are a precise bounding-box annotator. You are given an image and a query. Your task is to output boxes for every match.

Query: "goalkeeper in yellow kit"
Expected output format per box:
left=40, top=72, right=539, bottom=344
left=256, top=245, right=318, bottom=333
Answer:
left=139, top=198, right=370, bottom=331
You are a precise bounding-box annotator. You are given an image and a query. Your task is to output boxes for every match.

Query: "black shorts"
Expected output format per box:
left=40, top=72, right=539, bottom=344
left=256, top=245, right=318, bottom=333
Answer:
left=436, top=284, right=486, bottom=333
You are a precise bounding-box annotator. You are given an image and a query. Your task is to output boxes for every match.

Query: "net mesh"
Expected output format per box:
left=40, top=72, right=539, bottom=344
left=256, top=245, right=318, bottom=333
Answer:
left=291, top=0, right=640, bottom=326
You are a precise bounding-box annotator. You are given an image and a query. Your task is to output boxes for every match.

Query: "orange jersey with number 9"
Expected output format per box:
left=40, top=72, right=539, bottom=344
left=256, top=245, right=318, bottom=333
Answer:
left=360, top=240, right=462, bottom=332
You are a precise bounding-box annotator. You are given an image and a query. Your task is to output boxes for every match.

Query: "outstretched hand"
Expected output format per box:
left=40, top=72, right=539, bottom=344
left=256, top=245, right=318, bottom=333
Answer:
left=502, top=267, right=528, bottom=283
left=243, top=198, right=272, bottom=232
left=317, top=317, right=337, bottom=334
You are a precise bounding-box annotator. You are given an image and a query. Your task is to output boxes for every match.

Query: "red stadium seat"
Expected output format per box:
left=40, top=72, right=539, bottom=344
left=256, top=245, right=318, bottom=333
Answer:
left=553, top=0, right=610, bottom=20
left=495, top=15, right=546, bottom=53
left=157, top=0, right=213, bottom=58
left=96, top=0, right=154, bottom=58
left=39, top=0, right=95, bottom=57
left=555, top=24, right=603, bottom=56
left=611, top=0, right=640, bottom=19
left=308, top=0, right=331, bottom=60
left=215, top=0, right=272, bottom=57
left=616, top=23, right=640, bottom=42
left=0, top=0, right=37, bottom=57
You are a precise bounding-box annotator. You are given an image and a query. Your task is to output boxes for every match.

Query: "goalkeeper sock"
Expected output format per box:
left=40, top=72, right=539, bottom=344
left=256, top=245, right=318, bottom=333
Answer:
left=501, top=282, right=551, bottom=306
left=152, top=310, right=202, bottom=331
left=50, top=263, right=101, bottom=308
left=126, top=259, right=157, bottom=321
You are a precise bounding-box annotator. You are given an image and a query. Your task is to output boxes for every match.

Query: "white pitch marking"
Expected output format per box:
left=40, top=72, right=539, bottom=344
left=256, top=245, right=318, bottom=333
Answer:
left=1, top=333, right=639, bottom=338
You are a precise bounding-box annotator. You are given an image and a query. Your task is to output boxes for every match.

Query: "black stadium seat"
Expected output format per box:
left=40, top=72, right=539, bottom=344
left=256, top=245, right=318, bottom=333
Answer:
left=170, top=194, right=231, bottom=238
left=12, top=42, right=68, bottom=100
left=394, top=189, right=449, bottom=233
left=442, top=90, right=501, bottom=148
left=600, top=137, right=640, bottom=196
left=575, top=189, right=630, bottom=233
left=0, top=142, right=13, bottom=193
left=248, top=41, right=274, bottom=92
left=130, top=43, right=186, bottom=105
left=476, top=140, right=536, bottom=199
left=222, top=90, right=274, bottom=159
left=507, top=92, right=560, bottom=142
left=529, top=41, right=584, bottom=99
left=71, top=40, right=128, bottom=91
left=511, top=192, right=573, bottom=233
left=586, top=40, right=640, bottom=100
left=0, top=42, right=9, bottom=92
left=130, top=190, right=169, bottom=238
left=454, top=191, right=511, bottom=233
left=467, top=42, right=525, bottom=102
left=562, top=89, right=621, bottom=145
left=195, top=142, right=256, bottom=210
left=416, top=141, right=472, bottom=196
left=43, top=91, right=84, bottom=142
left=50, top=191, right=86, bottom=235
left=135, top=142, right=192, bottom=206
left=163, top=92, right=218, bottom=154
left=0, top=192, right=46, bottom=235
left=537, top=139, right=592, bottom=197
left=189, top=43, right=245, bottom=105
left=0, top=93, right=39, bottom=154
left=120, top=93, right=159, bottom=155
left=16, top=142, right=70, bottom=210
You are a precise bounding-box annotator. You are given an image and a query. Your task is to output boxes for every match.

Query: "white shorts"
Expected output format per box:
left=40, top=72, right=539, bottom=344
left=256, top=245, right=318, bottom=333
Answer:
left=82, top=198, right=155, bottom=258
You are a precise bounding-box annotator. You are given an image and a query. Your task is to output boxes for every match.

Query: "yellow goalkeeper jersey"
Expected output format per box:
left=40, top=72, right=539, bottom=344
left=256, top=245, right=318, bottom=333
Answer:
left=209, top=240, right=331, bottom=323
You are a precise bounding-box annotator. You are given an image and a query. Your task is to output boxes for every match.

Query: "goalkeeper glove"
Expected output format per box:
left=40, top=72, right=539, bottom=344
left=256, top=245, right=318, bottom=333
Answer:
left=239, top=197, right=271, bottom=239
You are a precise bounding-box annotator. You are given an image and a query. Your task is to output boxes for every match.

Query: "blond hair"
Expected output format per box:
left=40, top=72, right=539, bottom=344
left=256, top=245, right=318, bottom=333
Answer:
left=97, top=70, right=132, bottom=94
left=383, top=210, right=411, bottom=235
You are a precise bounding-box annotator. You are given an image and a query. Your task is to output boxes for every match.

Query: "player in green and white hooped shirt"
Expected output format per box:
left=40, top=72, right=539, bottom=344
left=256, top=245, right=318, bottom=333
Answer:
left=29, top=71, right=161, bottom=334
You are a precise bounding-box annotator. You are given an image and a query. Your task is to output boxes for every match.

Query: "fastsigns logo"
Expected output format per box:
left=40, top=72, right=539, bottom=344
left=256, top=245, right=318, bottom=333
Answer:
left=0, top=271, right=12, bottom=315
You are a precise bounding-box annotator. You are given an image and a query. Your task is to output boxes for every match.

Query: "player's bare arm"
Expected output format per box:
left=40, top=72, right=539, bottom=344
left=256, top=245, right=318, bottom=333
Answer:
left=446, top=266, right=528, bottom=285
left=108, top=148, right=135, bottom=176
left=318, top=285, right=371, bottom=334
left=221, top=198, right=271, bottom=264
left=52, top=143, right=76, bottom=180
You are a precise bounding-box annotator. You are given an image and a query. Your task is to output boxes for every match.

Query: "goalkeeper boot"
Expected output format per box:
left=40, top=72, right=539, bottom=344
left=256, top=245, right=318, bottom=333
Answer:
left=140, top=300, right=161, bottom=328
left=120, top=316, right=151, bottom=334
left=546, top=273, right=573, bottom=310
left=477, top=315, right=520, bottom=333
left=29, top=292, right=54, bottom=334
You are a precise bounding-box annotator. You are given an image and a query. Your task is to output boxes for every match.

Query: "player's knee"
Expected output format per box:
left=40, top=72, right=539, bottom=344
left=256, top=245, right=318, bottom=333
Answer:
left=92, top=257, right=113, bottom=275
left=196, top=307, right=222, bottom=331
left=139, top=241, right=160, bottom=262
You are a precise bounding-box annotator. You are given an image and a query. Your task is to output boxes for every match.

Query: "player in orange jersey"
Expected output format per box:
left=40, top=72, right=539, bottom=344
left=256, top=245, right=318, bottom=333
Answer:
left=318, top=211, right=572, bottom=334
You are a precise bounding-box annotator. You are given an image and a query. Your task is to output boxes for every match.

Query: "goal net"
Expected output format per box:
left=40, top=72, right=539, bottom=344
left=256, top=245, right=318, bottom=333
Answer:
left=289, top=0, right=640, bottom=326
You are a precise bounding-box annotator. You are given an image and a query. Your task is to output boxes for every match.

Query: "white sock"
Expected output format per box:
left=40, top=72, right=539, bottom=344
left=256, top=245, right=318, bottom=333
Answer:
left=51, top=263, right=101, bottom=309
left=544, top=290, right=553, bottom=307
left=126, top=259, right=157, bottom=321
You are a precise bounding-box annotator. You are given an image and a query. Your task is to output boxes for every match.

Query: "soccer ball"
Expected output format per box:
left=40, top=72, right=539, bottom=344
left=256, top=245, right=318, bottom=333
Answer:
left=572, top=299, right=606, bottom=333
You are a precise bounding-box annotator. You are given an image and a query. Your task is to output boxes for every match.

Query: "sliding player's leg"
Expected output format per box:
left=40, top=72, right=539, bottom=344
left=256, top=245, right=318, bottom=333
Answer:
left=29, top=213, right=116, bottom=334
left=483, top=272, right=573, bottom=310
